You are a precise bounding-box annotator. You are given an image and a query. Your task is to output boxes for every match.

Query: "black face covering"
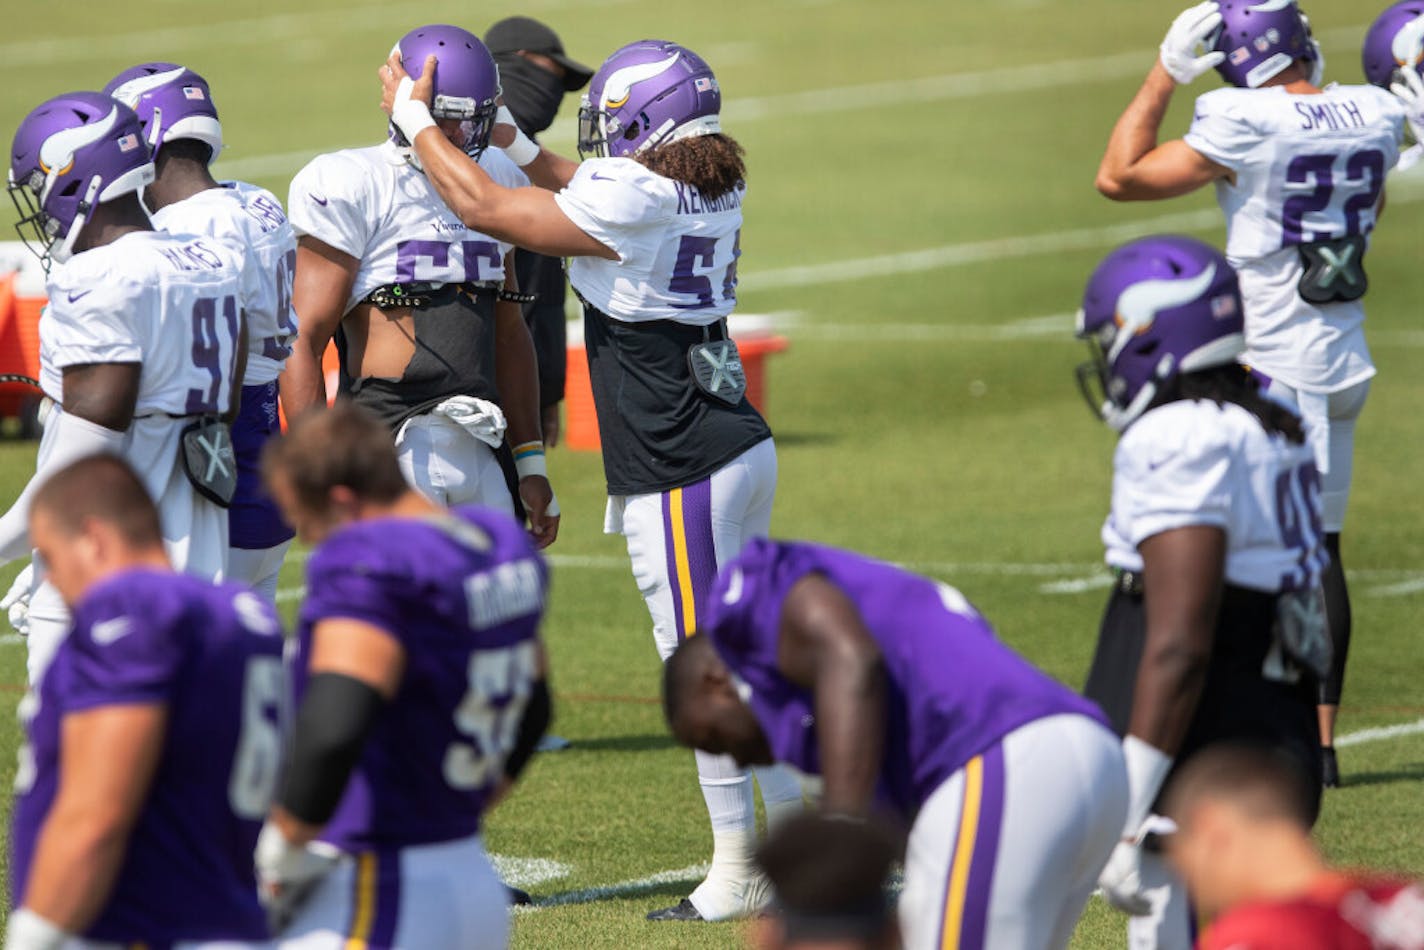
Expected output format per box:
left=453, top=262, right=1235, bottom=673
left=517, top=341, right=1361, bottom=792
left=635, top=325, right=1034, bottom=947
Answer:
left=496, top=54, right=568, bottom=136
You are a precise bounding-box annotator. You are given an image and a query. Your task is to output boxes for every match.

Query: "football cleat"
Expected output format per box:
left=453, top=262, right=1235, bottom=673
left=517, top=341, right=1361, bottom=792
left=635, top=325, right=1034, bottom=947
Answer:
left=646, top=898, right=703, bottom=921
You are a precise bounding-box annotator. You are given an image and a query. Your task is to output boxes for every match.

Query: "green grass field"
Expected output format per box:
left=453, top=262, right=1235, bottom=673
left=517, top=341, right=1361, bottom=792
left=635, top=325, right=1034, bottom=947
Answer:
left=3, top=1, right=1423, bottom=946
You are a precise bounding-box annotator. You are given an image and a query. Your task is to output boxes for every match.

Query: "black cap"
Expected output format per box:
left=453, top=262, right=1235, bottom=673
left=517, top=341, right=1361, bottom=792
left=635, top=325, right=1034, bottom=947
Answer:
left=484, top=16, right=593, bottom=91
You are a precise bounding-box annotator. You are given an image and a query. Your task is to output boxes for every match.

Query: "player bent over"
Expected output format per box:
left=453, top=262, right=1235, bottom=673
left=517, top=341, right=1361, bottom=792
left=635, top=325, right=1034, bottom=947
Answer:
left=663, top=540, right=1128, bottom=950
left=7, top=455, right=284, bottom=949
left=1075, top=236, right=1330, bottom=950
left=256, top=403, right=551, bottom=949
left=381, top=39, right=806, bottom=920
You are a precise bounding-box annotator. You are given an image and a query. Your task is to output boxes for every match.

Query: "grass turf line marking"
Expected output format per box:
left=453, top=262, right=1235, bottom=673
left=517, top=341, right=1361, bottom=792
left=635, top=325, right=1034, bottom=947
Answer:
left=516, top=863, right=710, bottom=912
left=1336, top=718, right=1424, bottom=748
left=490, top=855, right=574, bottom=889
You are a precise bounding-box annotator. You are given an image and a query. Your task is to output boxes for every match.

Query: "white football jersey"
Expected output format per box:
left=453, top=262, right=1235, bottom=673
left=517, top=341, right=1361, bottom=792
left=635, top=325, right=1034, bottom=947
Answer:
left=36, top=229, right=245, bottom=583
left=287, top=142, right=527, bottom=315
left=150, top=181, right=298, bottom=386
left=555, top=157, right=744, bottom=326
left=41, top=230, right=245, bottom=417
left=1102, top=399, right=1326, bottom=594
left=1185, top=84, right=1406, bottom=393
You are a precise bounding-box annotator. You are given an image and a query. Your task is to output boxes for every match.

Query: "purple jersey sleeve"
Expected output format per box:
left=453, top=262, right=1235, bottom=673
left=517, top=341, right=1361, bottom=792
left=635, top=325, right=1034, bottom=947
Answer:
left=302, top=540, right=410, bottom=639
left=63, top=579, right=188, bottom=711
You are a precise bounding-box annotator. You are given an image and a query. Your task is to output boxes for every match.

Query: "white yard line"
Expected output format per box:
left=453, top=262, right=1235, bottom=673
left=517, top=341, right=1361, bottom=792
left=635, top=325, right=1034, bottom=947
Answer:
left=490, top=855, right=574, bottom=889
left=1336, top=718, right=1424, bottom=748
left=518, top=863, right=710, bottom=912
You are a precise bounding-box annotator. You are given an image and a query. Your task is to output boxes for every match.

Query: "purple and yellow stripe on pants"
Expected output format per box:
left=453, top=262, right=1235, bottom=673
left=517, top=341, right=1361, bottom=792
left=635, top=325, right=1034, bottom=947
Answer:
left=344, top=850, right=402, bottom=949
left=662, top=478, right=717, bottom=640
left=936, top=745, right=1006, bottom=950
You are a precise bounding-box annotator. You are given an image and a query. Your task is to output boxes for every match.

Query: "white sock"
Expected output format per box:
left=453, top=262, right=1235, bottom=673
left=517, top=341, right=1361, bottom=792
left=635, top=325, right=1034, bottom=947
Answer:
left=752, top=764, right=805, bottom=831
left=696, top=748, right=756, bottom=835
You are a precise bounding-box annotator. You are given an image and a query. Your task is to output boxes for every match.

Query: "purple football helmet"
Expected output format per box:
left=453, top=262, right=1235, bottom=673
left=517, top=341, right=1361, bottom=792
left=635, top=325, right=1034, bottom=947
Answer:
left=1362, top=1, right=1424, bottom=88
left=578, top=40, right=721, bottom=158
left=393, top=25, right=500, bottom=159
left=8, top=92, right=154, bottom=270
left=103, top=62, right=222, bottom=162
left=1075, top=236, right=1246, bottom=431
left=1209, top=0, right=1321, bottom=88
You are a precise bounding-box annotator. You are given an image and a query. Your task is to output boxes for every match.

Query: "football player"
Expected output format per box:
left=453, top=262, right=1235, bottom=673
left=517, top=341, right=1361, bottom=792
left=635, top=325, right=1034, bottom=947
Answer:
left=255, top=403, right=551, bottom=948
left=7, top=454, right=283, bottom=949
left=1094, top=0, right=1409, bottom=788
left=662, top=539, right=1127, bottom=950
left=1075, top=236, right=1331, bottom=949
left=380, top=38, right=808, bottom=921
left=2, top=93, right=245, bottom=684
left=1363, top=1, right=1424, bottom=168
left=282, top=25, right=557, bottom=550
left=1163, top=742, right=1424, bottom=950
left=484, top=15, right=595, bottom=448
left=104, top=62, right=299, bottom=603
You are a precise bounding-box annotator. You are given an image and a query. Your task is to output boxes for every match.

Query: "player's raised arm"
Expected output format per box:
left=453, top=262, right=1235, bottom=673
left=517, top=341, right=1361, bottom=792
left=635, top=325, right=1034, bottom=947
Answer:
left=381, top=53, right=616, bottom=260
left=1096, top=3, right=1232, bottom=200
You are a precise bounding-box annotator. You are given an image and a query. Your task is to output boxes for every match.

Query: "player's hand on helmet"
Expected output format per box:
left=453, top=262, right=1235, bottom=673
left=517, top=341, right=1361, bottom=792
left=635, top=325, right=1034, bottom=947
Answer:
left=2, top=563, right=34, bottom=637
left=519, top=476, right=560, bottom=550
left=381, top=52, right=437, bottom=141
left=255, top=821, right=340, bottom=933
left=1390, top=66, right=1424, bottom=141
left=1160, top=1, right=1226, bottom=85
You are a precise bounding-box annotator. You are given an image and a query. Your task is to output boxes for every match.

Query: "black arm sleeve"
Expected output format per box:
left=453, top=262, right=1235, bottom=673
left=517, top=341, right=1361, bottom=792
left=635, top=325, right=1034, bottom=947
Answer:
left=503, top=678, right=551, bottom=782
left=280, top=672, right=386, bottom=826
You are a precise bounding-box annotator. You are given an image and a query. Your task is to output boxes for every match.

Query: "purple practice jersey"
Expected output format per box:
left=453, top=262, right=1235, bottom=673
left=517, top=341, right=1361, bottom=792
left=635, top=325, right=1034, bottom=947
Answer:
left=296, top=505, right=546, bottom=851
left=10, top=569, right=284, bottom=943
left=700, top=540, right=1107, bottom=819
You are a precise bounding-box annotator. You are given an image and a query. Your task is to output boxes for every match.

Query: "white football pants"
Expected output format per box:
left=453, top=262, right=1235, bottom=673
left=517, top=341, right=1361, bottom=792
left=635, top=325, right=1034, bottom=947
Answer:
left=899, top=714, right=1128, bottom=950
left=1264, top=377, right=1369, bottom=533
left=395, top=413, right=512, bottom=513
left=227, top=542, right=292, bottom=604
left=606, top=438, right=804, bottom=909
left=23, top=434, right=228, bottom=686
left=277, top=833, right=507, bottom=949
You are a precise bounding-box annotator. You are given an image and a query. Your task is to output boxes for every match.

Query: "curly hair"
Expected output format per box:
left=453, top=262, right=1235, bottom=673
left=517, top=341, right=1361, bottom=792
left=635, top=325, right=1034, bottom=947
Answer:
left=1154, top=365, right=1306, bottom=444
left=634, top=133, right=746, bottom=200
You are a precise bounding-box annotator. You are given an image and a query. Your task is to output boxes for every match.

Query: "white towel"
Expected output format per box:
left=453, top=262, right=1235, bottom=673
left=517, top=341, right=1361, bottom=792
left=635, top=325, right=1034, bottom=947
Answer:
left=428, top=395, right=508, bottom=448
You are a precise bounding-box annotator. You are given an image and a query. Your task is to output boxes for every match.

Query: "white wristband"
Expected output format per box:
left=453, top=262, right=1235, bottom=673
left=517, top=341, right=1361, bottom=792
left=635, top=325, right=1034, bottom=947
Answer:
left=1122, top=735, right=1173, bottom=835
left=391, top=76, right=437, bottom=141
left=497, top=105, right=541, bottom=167
left=514, top=452, right=547, bottom=481
left=5, top=908, right=70, bottom=950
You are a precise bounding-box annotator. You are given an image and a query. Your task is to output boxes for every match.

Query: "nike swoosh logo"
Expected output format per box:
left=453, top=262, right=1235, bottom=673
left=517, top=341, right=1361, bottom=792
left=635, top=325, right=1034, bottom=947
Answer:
left=309, top=194, right=329, bottom=206
left=590, top=171, right=615, bottom=182
left=91, top=616, right=133, bottom=646
left=66, top=290, right=92, bottom=304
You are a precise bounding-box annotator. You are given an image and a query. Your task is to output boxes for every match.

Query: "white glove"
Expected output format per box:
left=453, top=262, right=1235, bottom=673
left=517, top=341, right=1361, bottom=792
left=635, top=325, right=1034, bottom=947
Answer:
left=390, top=75, right=437, bottom=143
left=1160, top=1, right=1226, bottom=85
left=255, top=822, right=340, bottom=934
left=1391, top=67, right=1424, bottom=145
left=1097, top=814, right=1178, bottom=916
left=3, top=907, right=70, bottom=950
left=2, top=563, right=34, bottom=637
left=496, top=105, right=541, bottom=166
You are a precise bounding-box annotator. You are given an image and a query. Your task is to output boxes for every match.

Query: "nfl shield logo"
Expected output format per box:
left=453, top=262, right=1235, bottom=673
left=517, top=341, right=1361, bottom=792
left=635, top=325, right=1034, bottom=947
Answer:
left=117, top=133, right=140, bottom=153
left=183, top=86, right=205, bottom=100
